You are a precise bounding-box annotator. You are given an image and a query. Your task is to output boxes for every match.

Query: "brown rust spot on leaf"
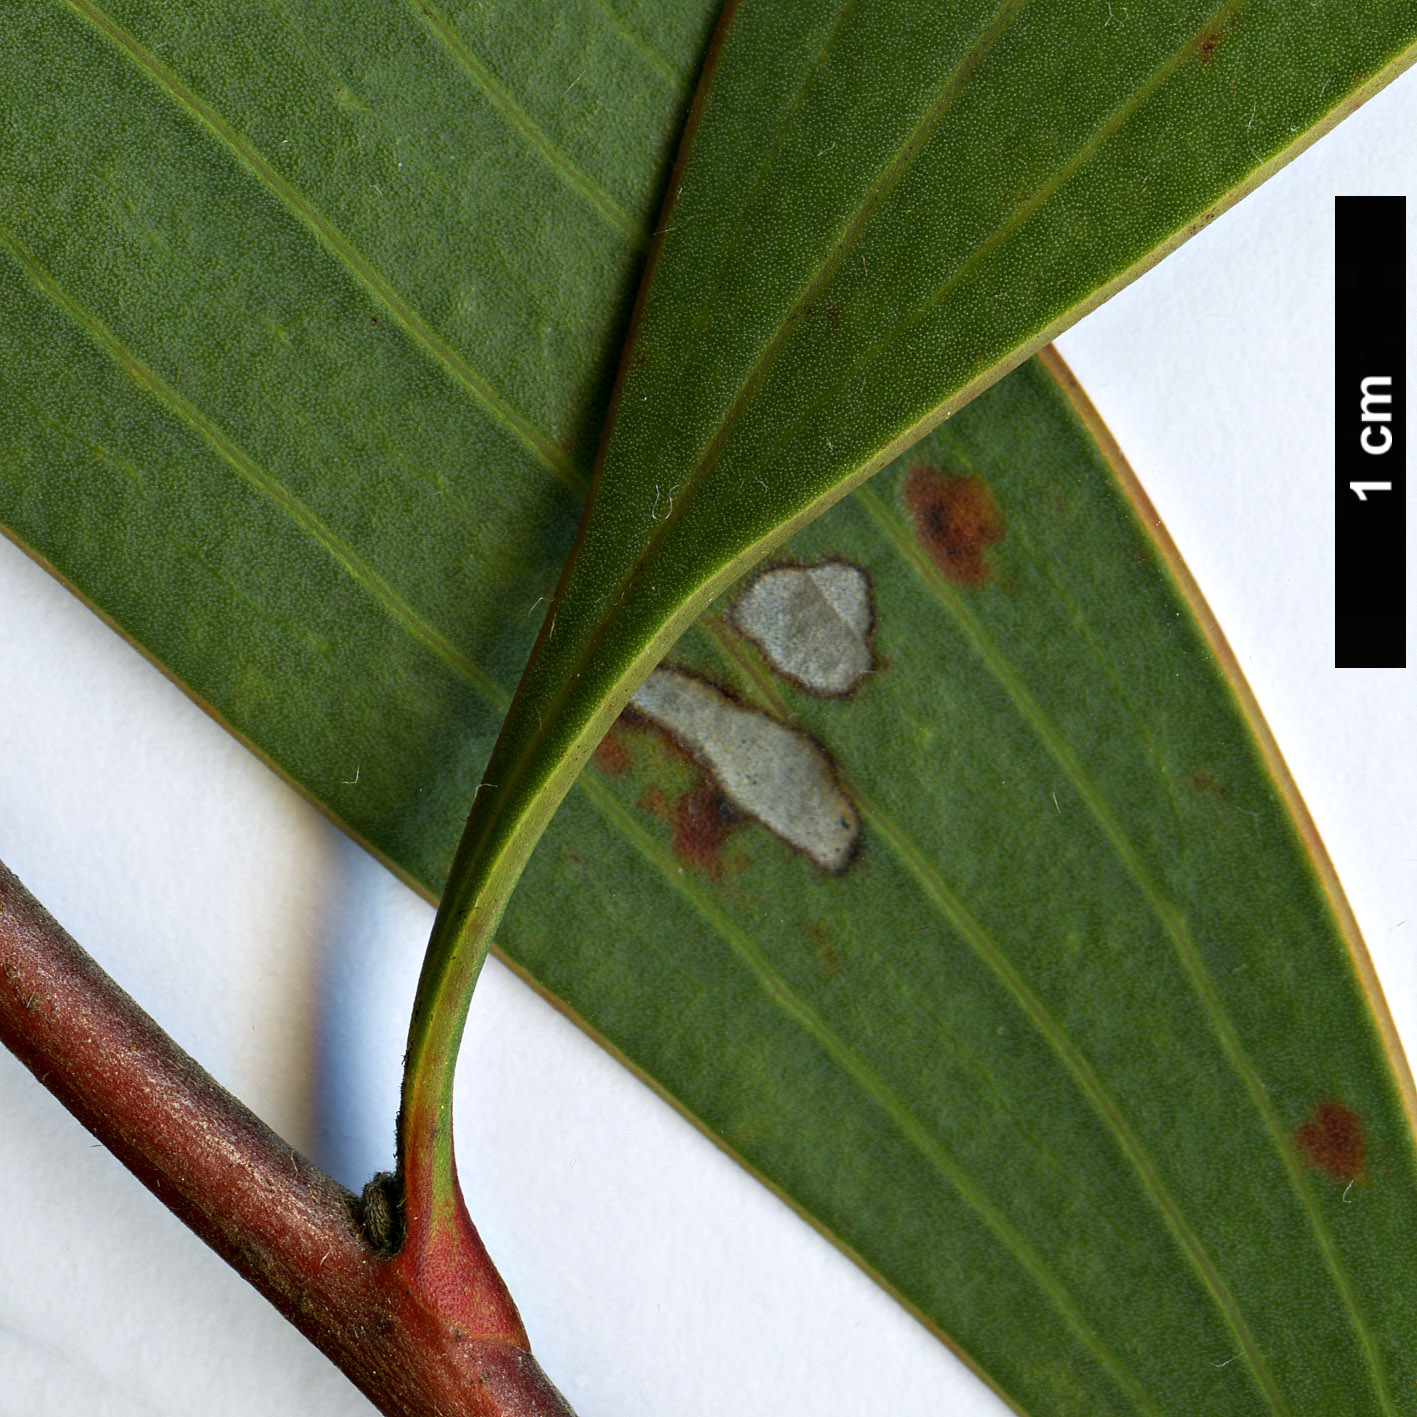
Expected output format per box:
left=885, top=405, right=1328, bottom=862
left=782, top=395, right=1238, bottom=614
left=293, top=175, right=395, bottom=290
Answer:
left=805, top=920, right=841, bottom=976
left=1182, top=770, right=1230, bottom=799
left=592, top=728, right=632, bottom=775
left=638, top=783, right=675, bottom=825
left=671, top=787, right=742, bottom=879
left=1196, top=28, right=1221, bottom=64
left=1294, top=1101, right=1366, bottom=1182
left=902, top=465, right=1003, bottom=588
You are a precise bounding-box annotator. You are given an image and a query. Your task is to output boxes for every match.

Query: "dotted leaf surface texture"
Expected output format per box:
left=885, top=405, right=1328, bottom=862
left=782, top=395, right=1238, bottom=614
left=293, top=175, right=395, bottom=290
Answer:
left=3, top=3, right=1417, bottom=1414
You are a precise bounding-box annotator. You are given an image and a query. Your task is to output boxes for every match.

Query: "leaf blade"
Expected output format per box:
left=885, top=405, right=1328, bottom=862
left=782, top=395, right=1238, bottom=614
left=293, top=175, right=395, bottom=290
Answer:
left=6, top=4, right=1417, bottom=1414
left=502, top=357, right=1417, bottom=1414
left=459, top=0, right=1417, bottom=982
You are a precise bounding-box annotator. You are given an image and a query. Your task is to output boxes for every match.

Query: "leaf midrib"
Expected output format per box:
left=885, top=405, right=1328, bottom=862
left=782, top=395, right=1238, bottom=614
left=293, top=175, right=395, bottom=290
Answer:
left=723, top=0, right=1254, bottom=497
left=526, top=0, right=1039, bottom=741
left=6, top=204, right=1277, bottom=1410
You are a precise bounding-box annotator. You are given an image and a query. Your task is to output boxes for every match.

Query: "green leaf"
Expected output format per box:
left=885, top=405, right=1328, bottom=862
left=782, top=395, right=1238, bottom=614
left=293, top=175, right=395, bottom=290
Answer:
left=395, top=0, right=1417, bottom=1278
left=446, top=0, right=1417, bottom=860
left=4, top=4, right=1417, bottom=1416
left=512, top=350, right=1417, bottom=1415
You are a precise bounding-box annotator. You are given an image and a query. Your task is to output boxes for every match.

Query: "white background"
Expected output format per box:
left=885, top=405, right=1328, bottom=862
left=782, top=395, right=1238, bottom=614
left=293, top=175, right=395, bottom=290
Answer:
left=1, top=62, right=1415, bottom=1417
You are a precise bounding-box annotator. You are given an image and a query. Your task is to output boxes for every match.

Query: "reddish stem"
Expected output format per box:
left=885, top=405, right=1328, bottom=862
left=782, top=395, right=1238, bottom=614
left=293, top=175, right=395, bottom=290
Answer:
left=0, top=858, right=575, bottom=1417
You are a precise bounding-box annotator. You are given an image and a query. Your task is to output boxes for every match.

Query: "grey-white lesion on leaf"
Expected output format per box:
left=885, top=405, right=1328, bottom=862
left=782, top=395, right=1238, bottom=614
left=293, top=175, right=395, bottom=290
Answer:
left=730, top=560, right=876, bottom=697
left=630, top=667, right=860, bottom=872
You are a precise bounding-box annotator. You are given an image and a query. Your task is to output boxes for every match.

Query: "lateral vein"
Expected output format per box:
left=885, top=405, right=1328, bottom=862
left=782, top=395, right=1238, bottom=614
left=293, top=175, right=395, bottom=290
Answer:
left=0, top=221, right=505, bottom=711
left=403, top=0, right=645, bottom=244
left=578, top=770, right=1165, bottom=1417
left=859, top=476, right=1392, bottom=1417
left=65, top=0, right=581, bottom=494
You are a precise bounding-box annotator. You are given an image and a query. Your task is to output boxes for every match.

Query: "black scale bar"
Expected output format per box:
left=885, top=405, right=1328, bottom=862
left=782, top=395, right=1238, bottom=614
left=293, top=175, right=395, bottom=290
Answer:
left=1335, top=195, right=1406, bottom=668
